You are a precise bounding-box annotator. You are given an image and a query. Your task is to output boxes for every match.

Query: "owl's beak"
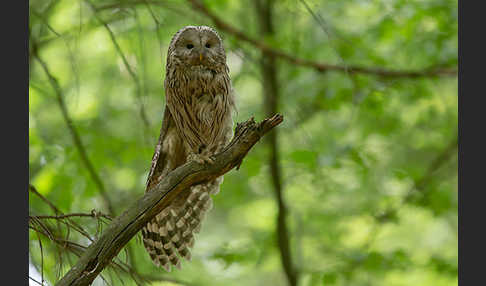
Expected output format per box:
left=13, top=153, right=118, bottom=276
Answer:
left=199, top=53, right=203, bottom=62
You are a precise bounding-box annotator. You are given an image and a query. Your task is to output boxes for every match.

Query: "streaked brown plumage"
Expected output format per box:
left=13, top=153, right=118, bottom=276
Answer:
left=141, top=26, right=235, bottom=271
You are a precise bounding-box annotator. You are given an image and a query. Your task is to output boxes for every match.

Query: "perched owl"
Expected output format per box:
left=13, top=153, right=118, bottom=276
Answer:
left=141, top=26, right=235, bottom=271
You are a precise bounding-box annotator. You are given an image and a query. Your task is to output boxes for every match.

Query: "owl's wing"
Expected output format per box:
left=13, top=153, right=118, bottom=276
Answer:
left=143, top=104, right=203, bottom=271
left=146, top=106, right=174, bottom=192
left=143, top=86, right=229, bottom=271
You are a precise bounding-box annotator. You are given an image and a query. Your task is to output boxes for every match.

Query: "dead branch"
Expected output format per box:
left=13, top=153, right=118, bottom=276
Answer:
left=55, top=114, right=283, bottom=286
left=188, top=0, right=457, bottom=78
left=29, top=211, right=112, bottom=221
left=29, top=205, right=190, bottom=285
left=29, top=185, right=96, bottom=242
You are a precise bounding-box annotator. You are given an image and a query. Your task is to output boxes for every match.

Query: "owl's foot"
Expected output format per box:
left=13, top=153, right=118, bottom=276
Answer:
left=188, top=146, right=214, bottom=164
left=188, top=153, right=214, bottom=164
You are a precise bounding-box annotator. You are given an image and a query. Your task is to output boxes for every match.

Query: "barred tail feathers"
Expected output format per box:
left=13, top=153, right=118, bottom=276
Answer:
left=142, top=183, right=218, bottom=271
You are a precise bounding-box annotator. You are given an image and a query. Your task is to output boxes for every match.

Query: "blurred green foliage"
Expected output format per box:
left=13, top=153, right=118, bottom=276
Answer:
left=29, top=0, right=457, bottom=285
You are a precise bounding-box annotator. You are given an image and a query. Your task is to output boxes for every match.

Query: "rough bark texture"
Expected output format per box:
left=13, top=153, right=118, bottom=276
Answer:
left=55, top=114, right=283, bottom=286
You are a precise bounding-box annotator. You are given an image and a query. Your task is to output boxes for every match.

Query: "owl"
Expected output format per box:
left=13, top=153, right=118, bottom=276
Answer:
left=141, top=26, right=235, bottom=271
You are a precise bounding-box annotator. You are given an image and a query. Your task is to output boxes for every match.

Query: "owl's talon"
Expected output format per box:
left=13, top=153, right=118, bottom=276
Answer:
left=188, top=153, right=214, bottom=165
left=188, top=144, right=216, bottom=165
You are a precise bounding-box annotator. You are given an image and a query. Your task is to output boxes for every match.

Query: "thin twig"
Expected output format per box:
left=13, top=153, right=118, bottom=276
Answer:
left=29, top=185, right=62, bottom=214
left=30, top=39, right=115, bottom=215
left=29, top=212, right=112, bottom=221
left=298, top=0, right=349, bottom=76
left=95, top=0, right=187, bottom=16
left=143, top=0, right=166, bottom=62
left=35, top=231, right=45, bottom=285
left=31, top=10, right=81, bottom=99
left=29, top=223, right=87, bottom=254
left=188, top=0, right=457, bottom=78
left=29, top=185, right=138, bottom=284
left=30, top=217, right=55, bottom=241
left=30, top=220, right=179, bottom=286
left=84, top=0, right=151, bottom=128
left=29, top=185, right=96, bottom=241
left=29, top=276, right=44, bottom=286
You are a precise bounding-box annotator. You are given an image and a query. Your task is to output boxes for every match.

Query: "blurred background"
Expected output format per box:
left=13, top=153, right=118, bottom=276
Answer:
left=28, top=0, right=458, bottom=285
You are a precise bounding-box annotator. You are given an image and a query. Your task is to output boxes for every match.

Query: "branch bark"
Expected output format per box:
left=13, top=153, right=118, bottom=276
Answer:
left=188, top=0, right=457, bottom=78
left=55, top=114, right=284, bottom=286
left=255, top=1, right=298, bottom=285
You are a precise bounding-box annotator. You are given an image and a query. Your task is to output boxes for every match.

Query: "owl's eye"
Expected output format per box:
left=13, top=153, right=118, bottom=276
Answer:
left=186, top=44, right=194, bottom=49
left=205, top=43, right=211, bottom=48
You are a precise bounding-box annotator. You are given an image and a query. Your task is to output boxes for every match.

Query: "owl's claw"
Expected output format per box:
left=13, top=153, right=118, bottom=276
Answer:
left=188, top=150, right=214, bottom=165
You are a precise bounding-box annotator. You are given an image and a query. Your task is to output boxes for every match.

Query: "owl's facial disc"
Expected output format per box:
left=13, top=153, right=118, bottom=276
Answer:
left=175, top=28, right=223, bottom=70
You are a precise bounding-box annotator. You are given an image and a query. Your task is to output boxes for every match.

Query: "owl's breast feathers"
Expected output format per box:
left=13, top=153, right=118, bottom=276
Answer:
left=164, top=66, right=233, bottom=152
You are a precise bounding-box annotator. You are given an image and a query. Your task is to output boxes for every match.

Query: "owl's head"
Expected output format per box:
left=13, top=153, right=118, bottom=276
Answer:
left=167, top=26, right=227, bottom=72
